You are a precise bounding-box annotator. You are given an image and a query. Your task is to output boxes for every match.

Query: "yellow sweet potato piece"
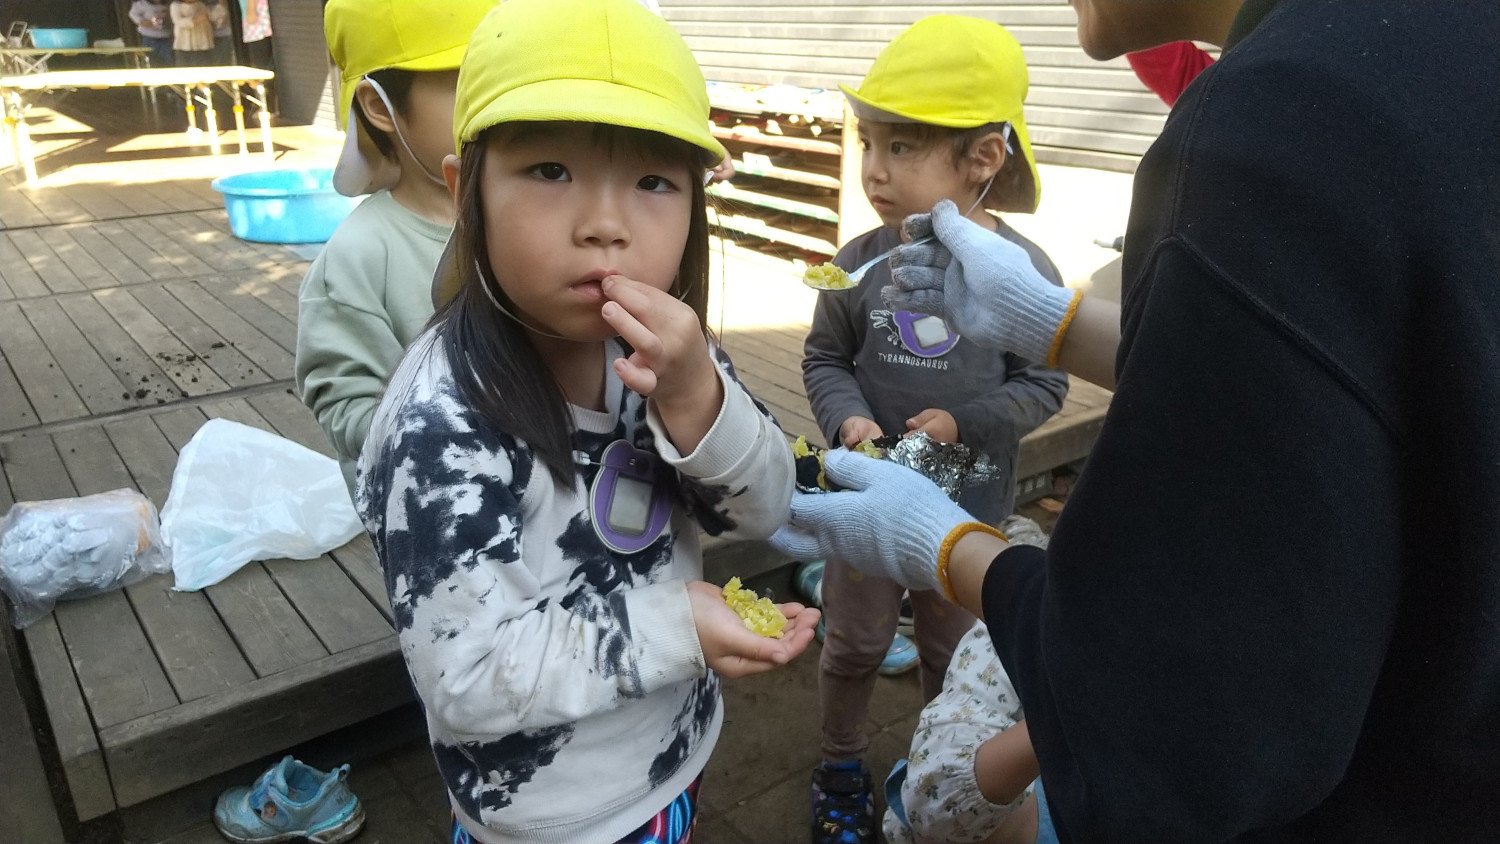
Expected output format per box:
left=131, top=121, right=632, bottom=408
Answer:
left=722, top=576, right=787, bottom=638
left=802, top=262, right=855, bottom=291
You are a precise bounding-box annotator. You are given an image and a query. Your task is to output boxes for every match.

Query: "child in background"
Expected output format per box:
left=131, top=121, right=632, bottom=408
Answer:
left=169, top=0, right=214, bottom=66
left=296, top=0, right=498, bottom=498
left=208, top=0, right=233, bottom=65
left=799, top=16, right=1068, bottom=843
left=884, top=622, right=1049, bottom=844
left=357, top=1, right=818, bottom=841
left=128, top=0, right=173, bottom=67
left=882, top=516, right=1058, bottom=844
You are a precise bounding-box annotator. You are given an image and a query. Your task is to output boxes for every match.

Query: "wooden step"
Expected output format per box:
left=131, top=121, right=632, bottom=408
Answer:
left=712, top=124, right=842, bottom=156
left=708, top=181, right=839, bottom=224
left=710, top=212, right=837, bottom=256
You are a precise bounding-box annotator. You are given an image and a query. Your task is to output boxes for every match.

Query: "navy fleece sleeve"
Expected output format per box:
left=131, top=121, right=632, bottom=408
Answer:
left=982, top=242, right=1405, bottom=842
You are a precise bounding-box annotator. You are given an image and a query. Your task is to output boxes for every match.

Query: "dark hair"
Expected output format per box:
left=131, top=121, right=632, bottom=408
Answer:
left=901, top=121, right=1036, bottom=213
left=351, top=68, right=416, bottom=159
left=432, top=122, right=713, bottom=486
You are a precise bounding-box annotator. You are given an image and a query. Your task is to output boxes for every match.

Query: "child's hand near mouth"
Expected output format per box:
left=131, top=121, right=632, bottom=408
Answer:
left=600, top=274, right=724, bottom=452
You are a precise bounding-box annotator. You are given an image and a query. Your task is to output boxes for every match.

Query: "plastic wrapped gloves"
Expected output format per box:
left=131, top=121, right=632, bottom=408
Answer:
left=0, top=489, right=168, bottom=627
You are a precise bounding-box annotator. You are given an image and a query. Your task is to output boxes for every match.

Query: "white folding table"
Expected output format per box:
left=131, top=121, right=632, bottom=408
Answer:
left=0, top=45, right=154, bottom=75
left=1, top=65, right=276, bottom=184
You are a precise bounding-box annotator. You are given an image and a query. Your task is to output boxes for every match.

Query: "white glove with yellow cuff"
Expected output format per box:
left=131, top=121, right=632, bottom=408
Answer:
left=769, top=450, right=1006, bottom=600
left=885, top=199, right=1082, bottom=366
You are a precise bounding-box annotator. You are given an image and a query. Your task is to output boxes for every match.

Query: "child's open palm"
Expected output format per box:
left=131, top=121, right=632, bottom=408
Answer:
left=686, top=582, right=820, bottom=679
left=601, top=275, right=723, bottom=451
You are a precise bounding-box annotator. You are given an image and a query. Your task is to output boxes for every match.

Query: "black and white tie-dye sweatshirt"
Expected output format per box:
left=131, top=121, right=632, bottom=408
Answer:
left=356, top=330, right=793, bottom=844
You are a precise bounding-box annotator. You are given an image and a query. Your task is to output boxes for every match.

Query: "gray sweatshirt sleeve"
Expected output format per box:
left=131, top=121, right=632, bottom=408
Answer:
left=949, top=353, right=1069, bottom=456
left=802, top=240, right=880, bottom=446
left=802, top=288, right=875, bottom=445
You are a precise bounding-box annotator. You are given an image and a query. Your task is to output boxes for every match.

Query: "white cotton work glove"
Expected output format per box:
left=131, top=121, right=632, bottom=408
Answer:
left=885, top=199, right=1080, bottom=365
left=768, top=449, right=973, bottom=594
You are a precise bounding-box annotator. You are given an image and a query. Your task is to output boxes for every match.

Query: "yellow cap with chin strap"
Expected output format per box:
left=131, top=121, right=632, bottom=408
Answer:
left=842, top=15, right=1041, bottom=212
left=432, top=0, right=725, bottom=308
left=324, top=0, right=499, bottom=196
left=450, top=0, right=725, bottom=163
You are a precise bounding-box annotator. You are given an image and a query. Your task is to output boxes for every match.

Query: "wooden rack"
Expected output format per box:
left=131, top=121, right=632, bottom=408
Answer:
left=707, top=84, right=845, bottom=259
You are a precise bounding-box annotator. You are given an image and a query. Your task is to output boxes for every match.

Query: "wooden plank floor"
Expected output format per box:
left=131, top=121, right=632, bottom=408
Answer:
left=0, top=107, right=420, bottom=815
left=0, top=208, right=306, bottom=435
left=0, top=398, right=406, bottom=812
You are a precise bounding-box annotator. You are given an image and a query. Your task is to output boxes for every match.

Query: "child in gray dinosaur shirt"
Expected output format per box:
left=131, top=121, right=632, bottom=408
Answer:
left=798, top=15, right=1068, bottom=844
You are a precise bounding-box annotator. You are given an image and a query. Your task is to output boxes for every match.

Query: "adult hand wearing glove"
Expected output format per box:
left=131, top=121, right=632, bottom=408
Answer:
left=885, top=199, right=1082, bottom=366
left=769, top=449, right=999, bottom=597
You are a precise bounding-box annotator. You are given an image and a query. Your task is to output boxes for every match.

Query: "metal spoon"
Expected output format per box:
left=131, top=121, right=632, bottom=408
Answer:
left=802, top=235, right=934, bottom=290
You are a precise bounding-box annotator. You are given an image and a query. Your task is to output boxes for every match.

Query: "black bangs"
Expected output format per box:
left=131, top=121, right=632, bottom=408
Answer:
left=429, top=127, right=715, bottom=487
left=492, top=121, right=709, bottom=171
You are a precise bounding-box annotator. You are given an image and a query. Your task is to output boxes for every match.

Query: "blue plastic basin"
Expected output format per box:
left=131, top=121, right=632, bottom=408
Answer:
left=30, top=28, right=89, bottom=49
left=210, top=169, right=360, bottom=244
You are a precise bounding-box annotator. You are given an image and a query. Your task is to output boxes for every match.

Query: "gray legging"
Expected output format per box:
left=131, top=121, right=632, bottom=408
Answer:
left=819, top=554, right=977, bottom=761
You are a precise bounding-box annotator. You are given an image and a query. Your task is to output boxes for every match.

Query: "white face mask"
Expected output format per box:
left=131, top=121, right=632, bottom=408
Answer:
left=363, top=75, right=446, bottom=187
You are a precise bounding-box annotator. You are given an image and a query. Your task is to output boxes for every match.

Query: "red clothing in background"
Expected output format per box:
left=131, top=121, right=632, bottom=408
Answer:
left=1125, top=41, right=1215, bottom=106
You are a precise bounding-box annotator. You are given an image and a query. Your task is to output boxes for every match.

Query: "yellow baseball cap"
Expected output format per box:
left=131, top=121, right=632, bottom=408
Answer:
left=842, top=15, right=1041, bottom=212
left=325, top=0, right=498, bottom=195
left=326, top=0, right=497, bottom=131
left=451, top=0, right=726, bottom=164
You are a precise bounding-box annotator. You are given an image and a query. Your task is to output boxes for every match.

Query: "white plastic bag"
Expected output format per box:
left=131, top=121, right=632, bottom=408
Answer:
left=0, top=489, right=169, bottom=628
left=161, top=419, right=362, bottom=591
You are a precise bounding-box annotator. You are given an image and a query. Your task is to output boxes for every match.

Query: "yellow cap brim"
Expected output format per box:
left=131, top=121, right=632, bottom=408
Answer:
left=841, top=83, right=992, bottom=129
left=457, top=76, right=727, bottom=165
left=1007, top=118, right=1042, bottom=212
left=333, top=98, right=401, bottom=196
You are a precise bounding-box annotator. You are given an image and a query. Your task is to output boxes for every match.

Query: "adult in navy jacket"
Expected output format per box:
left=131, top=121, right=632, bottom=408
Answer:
left=773, top=1, right=1500, bottom=841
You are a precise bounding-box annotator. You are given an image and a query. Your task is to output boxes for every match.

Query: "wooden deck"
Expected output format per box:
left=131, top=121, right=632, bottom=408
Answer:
left=0, top=100, right=1109, bottom=831
left=0, top=148, right=419, bottom=821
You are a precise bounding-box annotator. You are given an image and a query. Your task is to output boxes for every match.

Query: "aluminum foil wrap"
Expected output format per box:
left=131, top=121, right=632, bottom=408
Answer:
left=876, top=432, right=998, bottom=500
left=792, top=432, right=997, bottom=500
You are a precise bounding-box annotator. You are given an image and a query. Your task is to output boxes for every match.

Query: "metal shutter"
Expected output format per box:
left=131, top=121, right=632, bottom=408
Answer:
left=266, top=0, right=337, bottom=128
left=661, top=0, right=1169, bottom=173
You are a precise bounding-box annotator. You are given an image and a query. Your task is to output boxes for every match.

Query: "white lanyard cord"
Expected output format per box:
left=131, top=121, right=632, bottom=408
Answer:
left=363, top=75, right=446, bottom=187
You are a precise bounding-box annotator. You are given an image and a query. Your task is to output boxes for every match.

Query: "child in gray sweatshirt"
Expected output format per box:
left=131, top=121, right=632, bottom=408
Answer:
left=799, top=15, right=1068, bottom=844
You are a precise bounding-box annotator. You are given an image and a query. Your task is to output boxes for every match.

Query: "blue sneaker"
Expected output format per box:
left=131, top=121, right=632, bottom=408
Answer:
left=213, top=756, right=365, bottom=844
left=794, top=559, right=825, bottom=607
left=879, top=632, right=919, bottom=676
left=814, top=618, right=918, bottom=675
left=811, top=760, right=876, bottom=844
